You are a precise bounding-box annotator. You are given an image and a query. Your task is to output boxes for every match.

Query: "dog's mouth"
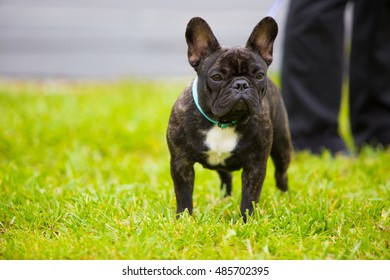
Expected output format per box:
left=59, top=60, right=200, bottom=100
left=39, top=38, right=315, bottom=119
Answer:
left=214, top=99, right=252, bottom=123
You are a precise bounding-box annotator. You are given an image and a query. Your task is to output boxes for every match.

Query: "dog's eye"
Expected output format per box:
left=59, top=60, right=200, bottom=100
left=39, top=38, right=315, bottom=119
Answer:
left=211, top=74, right=223, bottom=82
left=255, top=73, right=265, bottom=80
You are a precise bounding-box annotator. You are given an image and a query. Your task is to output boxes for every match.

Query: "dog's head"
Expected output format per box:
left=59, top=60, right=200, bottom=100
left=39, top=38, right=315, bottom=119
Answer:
left=186, top=17, right=278, bottom=124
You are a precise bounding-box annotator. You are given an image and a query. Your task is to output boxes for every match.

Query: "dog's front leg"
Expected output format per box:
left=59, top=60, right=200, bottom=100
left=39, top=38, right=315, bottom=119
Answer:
left=240, top=158, right=268, bottom=222
left=170, top=157, right=195, bottom=216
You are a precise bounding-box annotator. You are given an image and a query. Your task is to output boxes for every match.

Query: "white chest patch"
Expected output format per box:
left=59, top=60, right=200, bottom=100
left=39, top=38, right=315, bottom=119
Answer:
left=204, top=126, right=239, bottom=166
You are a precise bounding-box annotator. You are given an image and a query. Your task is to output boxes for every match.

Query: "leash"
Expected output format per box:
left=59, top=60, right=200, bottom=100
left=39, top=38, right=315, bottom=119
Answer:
left=267, top=0, right=286, bottom=18
left=192, top=77, right=238, bottom=129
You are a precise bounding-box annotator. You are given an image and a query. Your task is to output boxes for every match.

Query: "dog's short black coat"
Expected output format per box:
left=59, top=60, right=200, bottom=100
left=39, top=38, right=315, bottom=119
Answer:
left=167, top=16, right=291, bottom=221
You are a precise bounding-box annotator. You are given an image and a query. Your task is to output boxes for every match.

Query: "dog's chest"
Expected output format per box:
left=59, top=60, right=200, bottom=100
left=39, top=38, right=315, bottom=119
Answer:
left=204, top=126, right=239, bottom=166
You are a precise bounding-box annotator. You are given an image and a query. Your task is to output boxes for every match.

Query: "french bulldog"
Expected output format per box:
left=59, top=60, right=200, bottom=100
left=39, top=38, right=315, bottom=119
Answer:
left=167, top=16, right=291, bottom=222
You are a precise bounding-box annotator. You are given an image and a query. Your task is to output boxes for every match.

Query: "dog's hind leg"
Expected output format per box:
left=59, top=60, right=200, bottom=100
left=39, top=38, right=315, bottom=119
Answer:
left=270, top=126, right=291, bottom=192
left=217, top=170, right=232, bottom=196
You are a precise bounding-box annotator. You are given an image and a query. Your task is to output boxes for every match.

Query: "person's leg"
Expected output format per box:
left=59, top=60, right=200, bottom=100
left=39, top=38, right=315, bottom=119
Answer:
left=281, top=0, right=348, bottom=154
left=349, top=0, right=390, bottom=148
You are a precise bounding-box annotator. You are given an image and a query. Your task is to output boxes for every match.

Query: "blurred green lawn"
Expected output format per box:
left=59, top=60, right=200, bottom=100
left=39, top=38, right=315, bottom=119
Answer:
left=0, top=79, right=389, bottom=259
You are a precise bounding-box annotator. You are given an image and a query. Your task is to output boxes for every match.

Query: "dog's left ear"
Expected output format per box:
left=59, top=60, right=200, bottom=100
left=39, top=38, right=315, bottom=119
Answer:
left=185, top=17, right=221, bottom=70
left=246, top=17, right=278, bottom=66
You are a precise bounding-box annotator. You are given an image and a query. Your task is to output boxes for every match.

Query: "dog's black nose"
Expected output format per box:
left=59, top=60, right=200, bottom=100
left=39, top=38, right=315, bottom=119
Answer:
left=233, top=79, right=249, bottom=92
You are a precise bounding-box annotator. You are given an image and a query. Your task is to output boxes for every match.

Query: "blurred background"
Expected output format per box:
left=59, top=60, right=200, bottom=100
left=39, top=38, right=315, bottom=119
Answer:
left=0, top=0, right=289, bottom=80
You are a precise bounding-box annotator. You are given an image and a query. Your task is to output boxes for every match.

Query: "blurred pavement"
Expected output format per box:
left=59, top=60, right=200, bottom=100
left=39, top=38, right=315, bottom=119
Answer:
left=0, top=0, right=289, bottom=79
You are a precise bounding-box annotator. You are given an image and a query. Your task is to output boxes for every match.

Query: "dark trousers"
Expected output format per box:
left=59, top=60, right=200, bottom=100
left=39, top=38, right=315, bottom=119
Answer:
left=281, top=0, right=390, bottom=153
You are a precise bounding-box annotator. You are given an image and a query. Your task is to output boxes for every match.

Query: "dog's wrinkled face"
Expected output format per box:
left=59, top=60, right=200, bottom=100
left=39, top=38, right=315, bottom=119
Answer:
left=203, top=48, right=268, bottom=123
left=186, top=17, right=278, bottom=123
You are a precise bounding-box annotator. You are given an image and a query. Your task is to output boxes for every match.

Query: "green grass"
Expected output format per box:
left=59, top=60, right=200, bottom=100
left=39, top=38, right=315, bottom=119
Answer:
left=0, top=79, right=389, bottom=260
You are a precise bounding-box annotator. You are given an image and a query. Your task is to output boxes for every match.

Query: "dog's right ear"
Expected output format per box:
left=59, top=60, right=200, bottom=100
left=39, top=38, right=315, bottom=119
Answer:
left=185, top=17, right=220, bottom=70
left=246, top=17, right=278, bottom=66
